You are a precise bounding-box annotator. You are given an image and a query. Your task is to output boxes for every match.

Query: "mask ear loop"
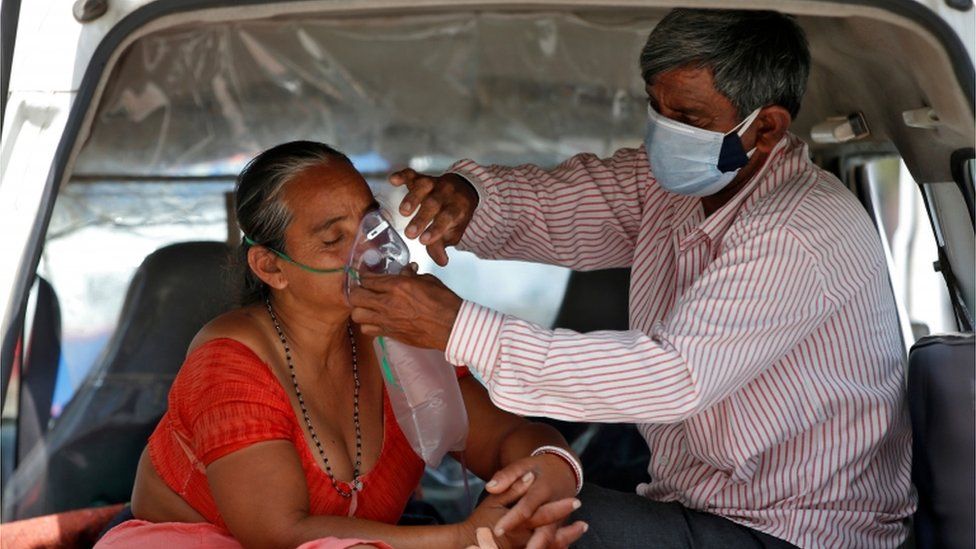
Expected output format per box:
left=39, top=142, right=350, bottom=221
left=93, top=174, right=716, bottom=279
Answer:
left=729, top=107, right=763, bottom=137
left=728, top=107, right=764, bottom=159
left=243, top=235, right=348, bottom=274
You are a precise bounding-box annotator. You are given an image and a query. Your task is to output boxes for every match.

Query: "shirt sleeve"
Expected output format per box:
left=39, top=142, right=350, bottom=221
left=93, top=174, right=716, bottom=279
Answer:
left=182, top=341, right=295, bottom=466
left=448, top=147, right=657, bottom=271
left=445, top=227, right=834, bottom=423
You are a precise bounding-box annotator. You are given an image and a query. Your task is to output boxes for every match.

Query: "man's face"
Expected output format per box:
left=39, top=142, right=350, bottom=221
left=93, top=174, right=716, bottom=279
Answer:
left=644, top=64, right=775, bottom=207
left=645, top=66, right=743, bottom=134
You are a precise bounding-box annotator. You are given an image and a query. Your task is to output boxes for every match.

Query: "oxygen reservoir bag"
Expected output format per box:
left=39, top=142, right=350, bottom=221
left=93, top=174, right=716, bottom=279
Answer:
left=345, top=209, right=468, bottom=467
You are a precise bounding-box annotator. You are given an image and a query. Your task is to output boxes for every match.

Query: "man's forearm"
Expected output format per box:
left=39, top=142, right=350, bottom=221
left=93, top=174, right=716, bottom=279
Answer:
left=446, top=302, right=702, bottom=424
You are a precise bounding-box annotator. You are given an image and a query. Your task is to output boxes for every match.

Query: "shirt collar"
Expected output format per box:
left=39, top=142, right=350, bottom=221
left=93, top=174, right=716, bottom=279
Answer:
left=672, top=134, right=799, bottom=251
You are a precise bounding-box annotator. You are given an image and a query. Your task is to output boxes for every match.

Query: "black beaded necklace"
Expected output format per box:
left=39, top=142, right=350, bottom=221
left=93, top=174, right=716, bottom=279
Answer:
left=264, top=296, right=363, bottom=497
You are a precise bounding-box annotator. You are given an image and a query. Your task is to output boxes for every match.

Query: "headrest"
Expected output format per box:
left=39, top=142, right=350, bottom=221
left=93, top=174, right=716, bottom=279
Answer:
left=92, top=241, right=238, bottom=378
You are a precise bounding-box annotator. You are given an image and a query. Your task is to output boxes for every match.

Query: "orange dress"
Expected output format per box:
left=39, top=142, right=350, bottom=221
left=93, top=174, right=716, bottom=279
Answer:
left=147, top=338, right=467, bottom=530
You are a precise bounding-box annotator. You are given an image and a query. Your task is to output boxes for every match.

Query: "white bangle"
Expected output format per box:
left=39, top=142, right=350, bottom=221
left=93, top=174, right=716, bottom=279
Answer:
left=531, top=445, right=583, bottom=495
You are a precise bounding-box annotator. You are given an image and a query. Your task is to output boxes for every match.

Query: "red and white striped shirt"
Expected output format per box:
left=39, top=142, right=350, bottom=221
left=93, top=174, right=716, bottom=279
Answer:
left=444, top=135, right=914, bottom=548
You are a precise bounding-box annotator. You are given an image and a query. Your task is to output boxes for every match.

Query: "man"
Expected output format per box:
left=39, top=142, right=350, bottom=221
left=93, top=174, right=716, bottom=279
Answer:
left=349, top=9, right=914, bottom=549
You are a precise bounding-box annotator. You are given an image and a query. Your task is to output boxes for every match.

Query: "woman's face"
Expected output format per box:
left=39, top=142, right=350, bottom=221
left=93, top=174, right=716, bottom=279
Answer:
left=276, top=160, right=376, bottom=309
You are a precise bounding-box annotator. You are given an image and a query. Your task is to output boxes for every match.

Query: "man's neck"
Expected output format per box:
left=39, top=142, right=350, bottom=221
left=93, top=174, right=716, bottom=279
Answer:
left=700, top=149, right=770, bottom=217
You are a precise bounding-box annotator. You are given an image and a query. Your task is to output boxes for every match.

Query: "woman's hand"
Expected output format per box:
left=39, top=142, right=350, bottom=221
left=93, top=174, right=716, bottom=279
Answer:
left=484, top=455, right=585, bottom=548
left=463, top=524, right=587, bottom=549
left=465, top=527, right=502, bottom=549
left=457, top=489, right=585, bottom=549
left=463, top=525, right=586, bottom=549
left=455, top=493, right=523, bottom=549
left=447, top=373, right=587, bottom=547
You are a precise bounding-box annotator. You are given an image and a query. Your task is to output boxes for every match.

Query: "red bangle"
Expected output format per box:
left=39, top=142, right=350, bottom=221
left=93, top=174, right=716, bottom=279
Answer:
left=531, top=445, right=583, bottom=495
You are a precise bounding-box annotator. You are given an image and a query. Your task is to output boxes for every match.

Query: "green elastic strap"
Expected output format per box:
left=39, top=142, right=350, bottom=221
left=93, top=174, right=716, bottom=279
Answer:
left=376, top=336, right=400, bottom=389
left=243, top=235, right=348, bottom=274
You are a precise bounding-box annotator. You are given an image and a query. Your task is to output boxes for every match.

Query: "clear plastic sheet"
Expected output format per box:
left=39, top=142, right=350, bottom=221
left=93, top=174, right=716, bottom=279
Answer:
left=45, top=182, right=232, bottom=240
left=38, top=182, right=232, bottom=403
left=74, top=12, right=652, bottom=177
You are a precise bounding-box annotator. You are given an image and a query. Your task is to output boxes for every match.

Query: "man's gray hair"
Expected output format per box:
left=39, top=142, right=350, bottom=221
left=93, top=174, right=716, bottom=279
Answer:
left=640, top=9, right=810, bottom=119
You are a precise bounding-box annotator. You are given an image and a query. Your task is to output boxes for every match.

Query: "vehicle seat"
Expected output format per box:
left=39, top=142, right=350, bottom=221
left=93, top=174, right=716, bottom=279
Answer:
left=2, top=241, right=237, bottom=521
left=907, top=333, right=975, bottom=549
left=16, top=277, right=62, bottom=465
left=1, top=276, right=62, bottom=491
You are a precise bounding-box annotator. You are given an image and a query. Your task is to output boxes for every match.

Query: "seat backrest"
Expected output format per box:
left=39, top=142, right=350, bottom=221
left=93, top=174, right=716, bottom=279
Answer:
left=2, top=241, right=237, bottom=521
left=16, top=276, right=62, bottom=465
left=907, top=333, right=975, bottom=549
left=553, top=268, right=631, bottom=333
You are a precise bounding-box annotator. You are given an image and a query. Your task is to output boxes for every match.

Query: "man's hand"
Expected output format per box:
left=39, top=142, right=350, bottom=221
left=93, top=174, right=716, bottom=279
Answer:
left=391, top=169, right=479, bottom=266
left=348, top=269, right=463, bottom=350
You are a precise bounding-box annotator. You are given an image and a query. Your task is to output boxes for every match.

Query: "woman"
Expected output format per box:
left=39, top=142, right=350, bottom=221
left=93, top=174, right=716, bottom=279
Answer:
left=97, top=142, right=587, bottom=549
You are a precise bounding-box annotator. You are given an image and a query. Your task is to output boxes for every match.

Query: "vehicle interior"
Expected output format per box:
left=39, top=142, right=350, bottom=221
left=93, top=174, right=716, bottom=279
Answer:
left=0, top=2, right=973, bottom=548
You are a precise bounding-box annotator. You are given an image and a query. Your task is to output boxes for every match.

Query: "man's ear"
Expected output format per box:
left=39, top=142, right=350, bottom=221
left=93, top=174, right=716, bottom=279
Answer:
left=248, top=246, right=289, bottom=291
left=751, top=106, right=792, bottom=154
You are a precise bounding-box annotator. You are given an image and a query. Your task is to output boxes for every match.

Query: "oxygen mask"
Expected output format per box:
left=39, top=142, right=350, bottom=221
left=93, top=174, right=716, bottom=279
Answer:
left=344, top=209, right=411, bottom=298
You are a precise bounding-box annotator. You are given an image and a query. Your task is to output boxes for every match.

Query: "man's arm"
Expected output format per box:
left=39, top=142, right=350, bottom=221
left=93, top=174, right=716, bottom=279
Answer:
left=449, top=148, right=650, bottom=270
left=446, top=227, right=833, bottom=422
left=393, top=147, right=658, bottom=270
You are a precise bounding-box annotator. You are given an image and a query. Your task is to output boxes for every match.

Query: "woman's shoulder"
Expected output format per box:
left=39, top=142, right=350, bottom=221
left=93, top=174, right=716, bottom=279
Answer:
left=187, top=306, right=278, bottom=363
left=176, top=306, right=283, bottom=389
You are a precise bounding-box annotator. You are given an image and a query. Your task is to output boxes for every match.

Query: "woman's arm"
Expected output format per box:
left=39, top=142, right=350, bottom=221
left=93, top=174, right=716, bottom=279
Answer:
left=454, top=377, right=575, bottom=485
left=207, top=439, right=580, bottom=549
left=207, top=440, right=463, bottom=549
left=453, top=377, right=586, bottom=548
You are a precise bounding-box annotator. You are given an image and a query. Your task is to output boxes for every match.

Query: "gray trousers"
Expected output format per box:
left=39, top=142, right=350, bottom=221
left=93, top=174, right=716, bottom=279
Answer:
left=569, top=484, right=798, bottom=549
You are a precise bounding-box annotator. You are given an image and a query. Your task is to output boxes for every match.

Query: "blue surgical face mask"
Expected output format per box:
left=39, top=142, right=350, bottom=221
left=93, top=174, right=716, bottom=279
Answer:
left=643, top=105, right=762, bottom=197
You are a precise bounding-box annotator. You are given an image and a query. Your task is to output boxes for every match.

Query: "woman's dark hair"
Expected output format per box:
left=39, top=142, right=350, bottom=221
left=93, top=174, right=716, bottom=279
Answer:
left=235, top=141, right=351, bottom=305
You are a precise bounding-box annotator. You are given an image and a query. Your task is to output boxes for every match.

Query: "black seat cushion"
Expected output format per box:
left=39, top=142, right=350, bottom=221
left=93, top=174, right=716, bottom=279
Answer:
left=908, top=333, right=975, bottom=549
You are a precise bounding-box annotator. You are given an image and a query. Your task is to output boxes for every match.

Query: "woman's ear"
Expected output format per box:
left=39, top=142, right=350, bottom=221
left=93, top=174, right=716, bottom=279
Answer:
left=248, top=246, right=288, bottom=291
left=751, top=106, right=792, bottom=154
